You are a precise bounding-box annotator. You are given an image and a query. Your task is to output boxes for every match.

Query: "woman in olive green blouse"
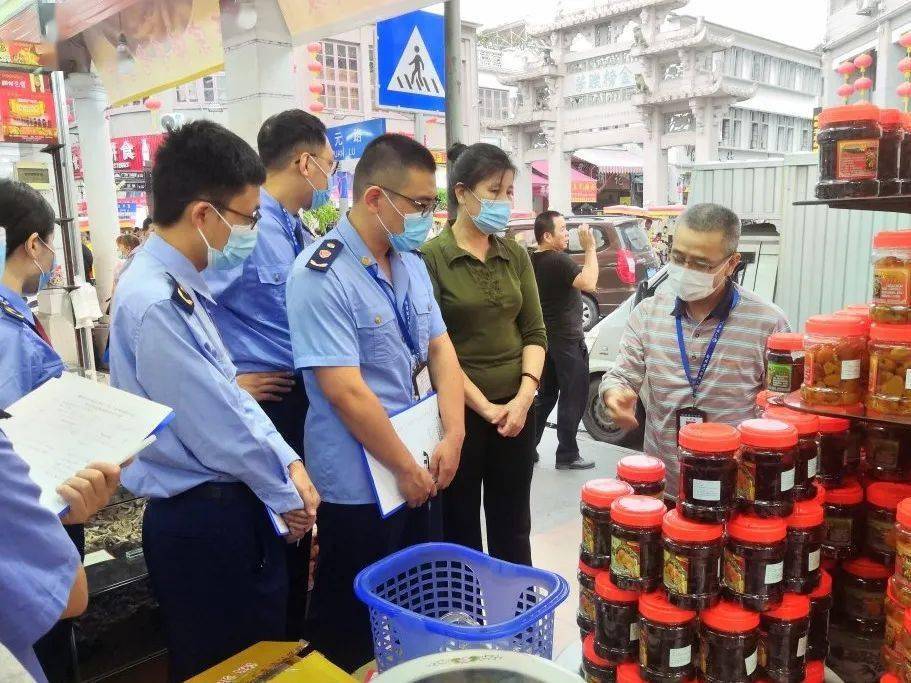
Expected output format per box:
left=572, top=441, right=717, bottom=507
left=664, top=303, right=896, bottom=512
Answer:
left=421, top=143, right=546, bottom=566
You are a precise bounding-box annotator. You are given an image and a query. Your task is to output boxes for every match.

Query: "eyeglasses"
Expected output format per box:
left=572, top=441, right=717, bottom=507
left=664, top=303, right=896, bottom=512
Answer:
left=669, top=251, right=733, bottom=273
left=204, top=201, right=261, bottom=229
left=380, top=186, right=440, bottom=218
left=297, top=155, right=340, bottom=177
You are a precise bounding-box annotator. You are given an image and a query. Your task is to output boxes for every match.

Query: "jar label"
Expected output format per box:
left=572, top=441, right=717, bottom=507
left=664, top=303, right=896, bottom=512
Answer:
left=842, top=583, right=885, bottom=620
left=736, top=460, right=756, bottom=501
left=825, top=515, right=854, bottom=545
left=768, top=361, right=794, bottom=393
left=745, top=649, right=758, bottom=676
left=835, top=138, right=879, bottom=180
left=722, top=548, right=746, bottom=594
left=886, top=614, right=901, bottom=649
left=906, top=368, right=911, bottom=390
left=630, top=621, right=639, bottom=642
left=764, top=560, right=784, bottom=585
left=582, top=515, right=595, bottom=555
left=808, top=548, right=821, bottom=571
left=873, top=265, right=911, bottom=305
left=668, top=644, right=692, bottom=668
left=866, top=514, right=896, bottom=554
left=664, top=549, right=690, bottom=595
left=580, top=586, right=596, bottom=623
left=611, top=535, right=641, bottom=578
left=797, top=635, right=807, bottom=657
left=807, top=455, right=818, bottom=478
left=692, top=477, right=721, bottom=501
left=804, top=350, right=816, bottom=386
left=781, top=467, right=795, bottom=492
left=897, top=537, right=911, bottom=581
left=841, top=358, right=861, bottom=381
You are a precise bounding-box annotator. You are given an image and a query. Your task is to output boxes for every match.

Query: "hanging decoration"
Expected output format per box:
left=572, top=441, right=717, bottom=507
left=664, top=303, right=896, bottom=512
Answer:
left=307, top=41, right=324, bottom=115
left=852, top=53, right=874, bottom=102
left=898, top=34, right=911, bottom=112
left=835, top=61, right=856, bottom=104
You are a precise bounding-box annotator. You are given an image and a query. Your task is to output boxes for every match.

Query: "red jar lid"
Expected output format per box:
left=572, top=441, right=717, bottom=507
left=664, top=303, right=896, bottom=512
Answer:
left=738, top=418, right=798, bottom=448
left=663, top=508, right=724, bottom=543
left=870, top=322, right=911, bottom=343
left=616, top=663, right=644, bottom=683
left=873, top=229, right=911, bottom=249
left=756, top=390, right=774, bottom=410
left=582, top=478, right=634, bottom=509
left=787, top=501, right=824, bottom=529
left=843, top=556, right=891, bottom=580
left=678, top=422, right=740, bottom=453
left=812, top=482, right=826, bottom=505
left=764, top=592, right=810, bottom=621
left=804, top=660, right=825, bottom=683
left=639, top=590, right=696, bottom=625
left=583, top=632, right=612, bottom=668
left=844, top=303, right=871, bottom=316
left=817, top=415, right=850, bottom=433
left=804, top=314, right=867, bottom=338
left=898, top=497, right=911, bottom=528
left=809, top=569, right=832, bottom=599
left=833, top=310, right=872, bottom=333
left=824, top=479, right=863, bottom=505
left=882, top=674, right=901, bottom=683
left=610, top=495, right=666, bottom=528
left=818, top=103, right=880, bottom=126
left=866, top=482, right=911, bottom=510
left=767, top=332, right=805, bottom=351
left=881, top=108, right=903, bottom=126
left=727, top=513, right=787, bottom=543
left=595, top=570, right=639, bottom=603
left=617, top=454, right=665, bottom=483
left=579, top=559, right=601, bottom=578
left=763, top=407, right=820, bottom=436
left=700, top=600, right=760, bottom=633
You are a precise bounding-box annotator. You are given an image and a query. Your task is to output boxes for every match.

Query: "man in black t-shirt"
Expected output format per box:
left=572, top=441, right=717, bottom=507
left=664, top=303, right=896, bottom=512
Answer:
left=531, top=211, right=598, bottom=470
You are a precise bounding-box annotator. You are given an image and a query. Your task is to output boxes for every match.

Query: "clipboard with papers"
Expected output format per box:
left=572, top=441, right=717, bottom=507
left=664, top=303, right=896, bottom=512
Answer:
left=362, top=392, right=443, bottom=518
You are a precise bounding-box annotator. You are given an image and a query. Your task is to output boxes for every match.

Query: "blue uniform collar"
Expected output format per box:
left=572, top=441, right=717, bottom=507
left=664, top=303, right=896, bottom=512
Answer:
left=143, top=234, right=216, bottom=304
left=259, top=187, right=287, bottom=221
left=0, top=282, right=33, bottom=323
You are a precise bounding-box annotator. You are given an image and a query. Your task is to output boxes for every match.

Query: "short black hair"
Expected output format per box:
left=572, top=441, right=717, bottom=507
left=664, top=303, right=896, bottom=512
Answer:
left=534, top=210, right=563, bottom=244
left=0, top=178, right=55, bottom=257
left=257, top=109, right=329, bottom=170
left=141, top=216, right=153, bottom=231
left=678, top=203, right=741, bottom=254
left=447, top=142, right=516, bottom=207
left=353, top=134, right=436, bottom=198
left=152, top=120, right=266, bottom=227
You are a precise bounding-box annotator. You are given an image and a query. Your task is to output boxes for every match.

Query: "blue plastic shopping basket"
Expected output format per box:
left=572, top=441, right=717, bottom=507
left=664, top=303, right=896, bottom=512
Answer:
left=354, top=542, right=570, bottom=672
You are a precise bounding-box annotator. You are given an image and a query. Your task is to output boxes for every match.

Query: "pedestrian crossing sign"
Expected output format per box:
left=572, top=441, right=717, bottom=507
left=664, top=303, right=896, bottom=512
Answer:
left=376, top=10, right=446, bottom=114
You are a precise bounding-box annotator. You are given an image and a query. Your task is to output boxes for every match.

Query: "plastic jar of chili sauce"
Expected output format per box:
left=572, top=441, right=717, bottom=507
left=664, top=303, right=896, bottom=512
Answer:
left=615, top=662, right=698, bottom=683
left=637, top=590, right=697, bottom=681
left=885, top=576, right=911, bottom=661
left=896, top=498, right=911, bottom=590
left=617, top=455, right=666, bottom=500
left=677, top=422, right=740, bottom=523
left=698, top=600, right=761, bottom=683
left=757, top=592, right=811, bottom=683
left=821, top=478, right=864, bottom=560
left=864, top=482, right=911, bottom=566
left=582, top=478, right=635, bottom=569
left=872, top=230, right=911, bottom=325
left=662, top=508, right=724, bottom=610
left=756, top=390, right=775, bottom=413
left=816, top=416, right=855, bottom=486
left=722, top=514, right=787, bottom=611
left=762, top=408, right=819, bottom=502
left=864, top=422, right=911, bottom=482
left=583, top=631, right=617, bottom=683
left=610, top=495, right=667, bottom=591
left=595, top=571, right=640, bottom=662
left=765, top=333, right=805, bottom=394
left=836, top=556, right=891, bottom=634
left=784, top=501, right=824, bottom=594
left=736, top=419, right=798, bottom=518
left=878, top=108, right=904, bottom=196
left=868, top=323, right=911, bottom=416
left=806, top=569, right=833, bottom=661
left=801, top=314, right=868, bottom=407
left=579, top=560, right=604, bottom=638
left=802, top=660, right=824, bottom=683
left=902, top=111, right=911, bottom=194
left=815, top=103, right=881, bottom=199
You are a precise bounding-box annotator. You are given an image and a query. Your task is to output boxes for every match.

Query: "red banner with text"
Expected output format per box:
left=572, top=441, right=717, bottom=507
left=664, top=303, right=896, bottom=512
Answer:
left=0, top=71, right=57, bottom=144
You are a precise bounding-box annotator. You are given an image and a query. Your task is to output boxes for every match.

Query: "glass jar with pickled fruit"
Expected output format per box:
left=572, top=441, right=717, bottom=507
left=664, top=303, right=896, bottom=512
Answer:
left=868, top=323, right=911, bottom=416
left=872, top=230, right=911, bottom=324
left=802, top=315, right=868, bottom=407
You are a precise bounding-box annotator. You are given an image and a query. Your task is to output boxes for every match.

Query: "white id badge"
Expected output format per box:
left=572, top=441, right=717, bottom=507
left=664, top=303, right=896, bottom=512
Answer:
left=413, top=363, right=432, bottom=399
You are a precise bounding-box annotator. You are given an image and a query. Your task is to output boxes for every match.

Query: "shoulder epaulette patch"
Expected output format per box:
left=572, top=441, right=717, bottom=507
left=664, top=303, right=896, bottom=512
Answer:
left=170, top=278, right=194, bottom=314
left=306, top=239, right=344, bottom=272
left=0, top=296, right=25, bottom=322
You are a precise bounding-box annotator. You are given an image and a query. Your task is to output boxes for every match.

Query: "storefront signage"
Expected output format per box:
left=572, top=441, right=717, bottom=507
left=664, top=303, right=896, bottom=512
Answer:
left=0, top=40, right=44, bottom=68
left=328, top=118, right=387, bottom=161
left=111, top=134, right=163, bottom=173
left=0, top=70, right=57, bottom=144
left=571, top=179, right=597, bottom=203
left=430, top=149, right=447, bottom=165
left=566, top=62, right=635, bottom=97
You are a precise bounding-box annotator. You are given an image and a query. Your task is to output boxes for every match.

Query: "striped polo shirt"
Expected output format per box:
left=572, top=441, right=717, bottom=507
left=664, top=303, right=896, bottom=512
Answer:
left=599, top=281, right=790, bottom=497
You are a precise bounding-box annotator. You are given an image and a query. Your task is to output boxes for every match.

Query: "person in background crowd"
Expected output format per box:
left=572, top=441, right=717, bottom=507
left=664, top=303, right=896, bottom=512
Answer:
left=531, top=211, right=596, bottom=471
left=109, top=120, right=319, bottom=681
left=204, top=109, right=336, bottom=638
left=139, top=216, right=153, bottom=243
left=600, top=203, right=789, bottom=500
left=287, top=134, right=464, bottom=672
left=80, top=232, right=94, bottom=284
left=113, top=233, right=141, bottom=285
left=421, top=142, right=546, bottom=567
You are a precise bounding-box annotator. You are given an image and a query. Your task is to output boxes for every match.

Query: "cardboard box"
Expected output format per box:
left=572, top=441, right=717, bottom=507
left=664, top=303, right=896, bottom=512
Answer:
left=187, top=641, right=355, bottom=682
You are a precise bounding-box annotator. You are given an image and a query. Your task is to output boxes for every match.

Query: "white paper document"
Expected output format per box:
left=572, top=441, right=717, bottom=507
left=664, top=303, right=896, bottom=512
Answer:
left=2, top=373, right=173, bottom=515
left=363, top=393, right=443, bottom=518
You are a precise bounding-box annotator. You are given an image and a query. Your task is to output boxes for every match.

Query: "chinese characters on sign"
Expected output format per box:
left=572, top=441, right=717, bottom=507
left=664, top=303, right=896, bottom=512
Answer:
left=0, top=41, right=48, bottom=69
left=565, top=62, right=635, bottom=97
left=0, top=71, right=58, bottom=144
left=328, top=118, right=387, bottom=161
left=72, top=134, right=163, bottom=183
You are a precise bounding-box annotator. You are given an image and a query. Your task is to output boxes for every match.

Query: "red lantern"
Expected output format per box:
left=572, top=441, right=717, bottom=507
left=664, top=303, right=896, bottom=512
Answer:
left=900, top=57, right=911, bottom=74
left=308, top=102, right=325, bottom=113
left=854, top=76, right=874, bottom=91
left=836, top=83, right=855, bottom=98
left=307, top=62, right=323, bottom=74
left=144, top=98, right=162, bottom=111
left=307, top=42, right=322, bottom=54
left=898, top=81, right=911, bottom=98
left=901, top=33, right=911, bottom=49
left=308, top=82, right=324, bottom=95
left=835, top=61, right=856, bottom=76
left=853, top=53, right=874, bottom=70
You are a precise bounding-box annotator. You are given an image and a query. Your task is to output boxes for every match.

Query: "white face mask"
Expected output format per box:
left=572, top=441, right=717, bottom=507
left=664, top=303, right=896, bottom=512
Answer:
left=666, top=262, right=727, bottom=302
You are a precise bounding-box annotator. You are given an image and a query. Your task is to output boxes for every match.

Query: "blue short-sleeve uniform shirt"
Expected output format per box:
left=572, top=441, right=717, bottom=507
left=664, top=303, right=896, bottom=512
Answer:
left=286, top=216, right=445, bottom=505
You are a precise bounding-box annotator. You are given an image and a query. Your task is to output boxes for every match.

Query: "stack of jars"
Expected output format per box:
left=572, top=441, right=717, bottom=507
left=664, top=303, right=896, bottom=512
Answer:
left=882, top=497, right=911, bottom=680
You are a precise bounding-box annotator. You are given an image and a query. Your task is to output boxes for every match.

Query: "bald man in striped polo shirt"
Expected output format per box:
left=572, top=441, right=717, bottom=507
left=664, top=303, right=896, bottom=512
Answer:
left=600, top=203, right=790, bottom=499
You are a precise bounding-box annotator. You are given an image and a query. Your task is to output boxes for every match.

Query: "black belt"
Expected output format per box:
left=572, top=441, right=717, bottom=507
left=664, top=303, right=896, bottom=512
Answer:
left=172, top=481, right=253, bottom=503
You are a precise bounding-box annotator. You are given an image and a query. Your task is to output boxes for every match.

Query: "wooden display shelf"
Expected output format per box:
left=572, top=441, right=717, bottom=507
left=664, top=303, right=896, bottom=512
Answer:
left=770, top=390, right=911, bottom=428
left=793, top=197, right=911, bottom=213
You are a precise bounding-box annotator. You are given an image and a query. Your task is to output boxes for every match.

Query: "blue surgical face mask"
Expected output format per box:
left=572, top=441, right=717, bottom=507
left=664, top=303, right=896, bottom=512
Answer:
left=35, top=236, right=55, bottom=291
left=466, top=187, right=511, bottom=235
left=198, top=205, right=259, bottom=270
left=305, top=157, right=332, bottom=211
left=0, top=227, right=6, bottom=280
left=378, top=189, right=434, bottom=252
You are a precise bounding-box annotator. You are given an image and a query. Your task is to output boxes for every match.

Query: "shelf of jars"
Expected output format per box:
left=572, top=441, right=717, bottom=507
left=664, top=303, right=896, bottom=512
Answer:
left=769, top=391, right=911, bottom=428
left=793, top=198, right=911, bottom=214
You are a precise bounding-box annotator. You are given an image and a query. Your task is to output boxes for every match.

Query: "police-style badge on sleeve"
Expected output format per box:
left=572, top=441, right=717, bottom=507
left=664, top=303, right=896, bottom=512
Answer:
left=169, top=277, right=195, bottom=314
left=0, top=296, right=25, bottom=323
left=306, top=239, right=344, bottom=272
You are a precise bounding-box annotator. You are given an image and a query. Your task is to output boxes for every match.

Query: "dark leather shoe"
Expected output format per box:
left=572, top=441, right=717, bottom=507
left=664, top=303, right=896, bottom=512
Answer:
left=555, top=457, right=595, bottom=471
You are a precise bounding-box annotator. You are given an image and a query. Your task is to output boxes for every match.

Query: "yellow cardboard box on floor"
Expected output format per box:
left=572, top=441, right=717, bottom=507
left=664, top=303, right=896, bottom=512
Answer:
left=186, top=641, right=355, bottom=682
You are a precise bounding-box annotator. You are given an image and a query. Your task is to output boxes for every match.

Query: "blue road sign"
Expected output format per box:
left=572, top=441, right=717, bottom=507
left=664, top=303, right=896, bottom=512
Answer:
left=376, top=10, right=445, bottom=114
left=327, top=118, right=387, bottom=161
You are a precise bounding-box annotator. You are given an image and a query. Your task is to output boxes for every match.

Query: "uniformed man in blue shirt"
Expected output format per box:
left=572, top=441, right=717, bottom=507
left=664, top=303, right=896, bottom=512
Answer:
left=109, top=120, right=320, bottom=682
left=287, top=134, right=465, bottom=671
left=204, top=110, right=335, bottom=636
